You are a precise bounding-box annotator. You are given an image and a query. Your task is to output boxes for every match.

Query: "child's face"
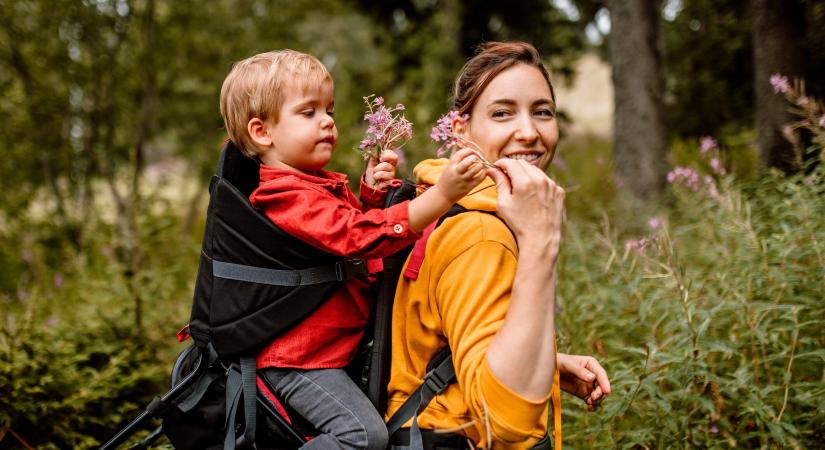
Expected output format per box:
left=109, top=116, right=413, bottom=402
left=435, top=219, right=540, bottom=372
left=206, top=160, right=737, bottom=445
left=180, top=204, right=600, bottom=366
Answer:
left=260, top=79, right=337, bottom=173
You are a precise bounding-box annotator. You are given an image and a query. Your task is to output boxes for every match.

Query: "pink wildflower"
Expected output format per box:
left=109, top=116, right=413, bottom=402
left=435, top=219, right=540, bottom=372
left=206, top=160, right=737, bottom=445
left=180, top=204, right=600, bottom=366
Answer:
left=647, top=217, right=661, bottom=230
left=710, top=426, right=719, bottom=434
left=818, top=115, right=825, bottom=128
left=625, top=237, right=656, bottom=254
left=770, top=73, right=790, bottom=94
left=699, top=136, right=717, bottom=154
left=20, top=248, right=33, bottom=263
left=667, top=167, right=701, bottom=191
left=430, top=111, right=496, bottom=168
left=431, top=110, right=470, bottom=157
left=797, top=96, right=810, bottom=107
left=709, top=157, right=726, bottom=176
left=358, top=95, right=412, bottom=160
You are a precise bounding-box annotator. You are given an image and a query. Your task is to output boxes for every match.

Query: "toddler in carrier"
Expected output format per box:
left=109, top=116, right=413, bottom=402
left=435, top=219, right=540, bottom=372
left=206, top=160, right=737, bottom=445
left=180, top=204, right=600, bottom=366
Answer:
left=218, top=49, right=485, bottom=449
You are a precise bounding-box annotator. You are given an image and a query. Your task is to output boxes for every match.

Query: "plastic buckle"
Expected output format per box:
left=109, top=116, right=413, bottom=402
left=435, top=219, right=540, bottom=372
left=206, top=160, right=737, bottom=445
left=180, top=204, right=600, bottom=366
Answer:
left=335, top=259, right=365, bottom=281
left=423, top=369, right=448, bottom=394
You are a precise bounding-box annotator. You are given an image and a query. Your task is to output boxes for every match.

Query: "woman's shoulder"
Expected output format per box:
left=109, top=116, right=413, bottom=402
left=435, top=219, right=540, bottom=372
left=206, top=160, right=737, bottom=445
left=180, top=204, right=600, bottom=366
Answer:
left=430, top=209, right=517, bottom=258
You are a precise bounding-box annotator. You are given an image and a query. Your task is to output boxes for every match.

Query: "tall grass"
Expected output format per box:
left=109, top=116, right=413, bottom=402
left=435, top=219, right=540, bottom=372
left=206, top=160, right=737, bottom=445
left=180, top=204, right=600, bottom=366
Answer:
left=558, top=140, right=825, bottom=448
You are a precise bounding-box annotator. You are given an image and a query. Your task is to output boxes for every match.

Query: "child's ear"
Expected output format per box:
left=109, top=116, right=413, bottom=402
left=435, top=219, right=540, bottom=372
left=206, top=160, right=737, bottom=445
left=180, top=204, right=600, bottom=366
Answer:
left=248, top=118, right=273, bottom=147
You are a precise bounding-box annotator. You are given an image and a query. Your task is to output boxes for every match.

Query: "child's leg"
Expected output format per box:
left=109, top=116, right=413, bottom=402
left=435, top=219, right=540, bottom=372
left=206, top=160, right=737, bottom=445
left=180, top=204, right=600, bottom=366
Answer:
left=262, top=368, right=388, bottom=450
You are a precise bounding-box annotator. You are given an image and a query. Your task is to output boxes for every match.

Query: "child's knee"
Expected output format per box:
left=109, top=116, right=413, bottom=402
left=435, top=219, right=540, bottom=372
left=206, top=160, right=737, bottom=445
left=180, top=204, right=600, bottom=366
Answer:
left=361, top=417, right=388, bottom=450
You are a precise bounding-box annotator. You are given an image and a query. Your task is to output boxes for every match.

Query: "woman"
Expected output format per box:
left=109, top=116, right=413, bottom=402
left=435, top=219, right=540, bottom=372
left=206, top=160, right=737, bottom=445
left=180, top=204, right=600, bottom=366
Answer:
left=386, top=42, right=611, bottom=449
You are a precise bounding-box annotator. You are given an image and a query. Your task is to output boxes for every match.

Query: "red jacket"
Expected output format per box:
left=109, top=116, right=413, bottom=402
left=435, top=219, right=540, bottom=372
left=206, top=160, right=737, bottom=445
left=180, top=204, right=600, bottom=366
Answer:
left=250, top=165, right=419, bottom=369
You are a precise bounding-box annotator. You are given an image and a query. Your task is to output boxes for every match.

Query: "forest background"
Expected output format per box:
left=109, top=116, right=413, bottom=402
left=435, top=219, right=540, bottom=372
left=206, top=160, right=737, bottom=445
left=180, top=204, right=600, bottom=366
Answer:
left=1, top=0, right=824, bottom=448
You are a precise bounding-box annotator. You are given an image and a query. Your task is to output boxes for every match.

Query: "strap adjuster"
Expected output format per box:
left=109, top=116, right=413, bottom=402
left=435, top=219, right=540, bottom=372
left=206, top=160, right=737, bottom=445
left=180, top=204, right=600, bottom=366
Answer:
left=335, top=259, right=366, bottom=281
left=423, top=368, right=449, bottom=394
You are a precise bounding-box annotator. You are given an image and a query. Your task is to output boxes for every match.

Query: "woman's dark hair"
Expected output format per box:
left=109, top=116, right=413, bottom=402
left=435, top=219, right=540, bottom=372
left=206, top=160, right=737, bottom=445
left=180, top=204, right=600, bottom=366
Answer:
left=452, top=41, right=554, bottom=115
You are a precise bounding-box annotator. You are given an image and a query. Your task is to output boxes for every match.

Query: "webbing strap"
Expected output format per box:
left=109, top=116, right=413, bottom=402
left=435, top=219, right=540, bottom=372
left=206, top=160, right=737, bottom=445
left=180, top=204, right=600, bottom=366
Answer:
left=386, top=350, right=456, bottom=446
left=238, top=356, right=257, bottom=449
left=222, top=359, right=258, bottom=450
left=224, top=366, right=243, bottom=450
left=212, top=259, right=367, bottom=286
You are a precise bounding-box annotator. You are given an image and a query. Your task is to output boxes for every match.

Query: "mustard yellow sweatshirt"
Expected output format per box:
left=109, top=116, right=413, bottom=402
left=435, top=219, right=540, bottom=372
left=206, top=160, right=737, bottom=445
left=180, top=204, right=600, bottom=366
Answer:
left=386, top=159, right=561, bottom=449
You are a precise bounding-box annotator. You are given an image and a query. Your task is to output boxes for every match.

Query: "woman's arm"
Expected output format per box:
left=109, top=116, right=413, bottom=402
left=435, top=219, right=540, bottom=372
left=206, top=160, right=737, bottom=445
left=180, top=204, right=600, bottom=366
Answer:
left=485, top=159, right=565, bottom=400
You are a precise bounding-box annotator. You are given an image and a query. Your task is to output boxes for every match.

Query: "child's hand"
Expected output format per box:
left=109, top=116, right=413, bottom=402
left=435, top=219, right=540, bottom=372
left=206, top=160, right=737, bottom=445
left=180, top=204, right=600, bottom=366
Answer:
left=435, top=148, right=486, bottom=202
left=365, top=150, right=399, bottom=190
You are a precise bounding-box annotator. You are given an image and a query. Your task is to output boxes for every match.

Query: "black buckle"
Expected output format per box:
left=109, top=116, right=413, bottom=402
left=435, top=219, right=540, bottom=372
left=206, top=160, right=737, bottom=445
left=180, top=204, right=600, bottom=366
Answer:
left=423, top=368, right=449, bottom=394
left=335, top=259, right=366, bottom=281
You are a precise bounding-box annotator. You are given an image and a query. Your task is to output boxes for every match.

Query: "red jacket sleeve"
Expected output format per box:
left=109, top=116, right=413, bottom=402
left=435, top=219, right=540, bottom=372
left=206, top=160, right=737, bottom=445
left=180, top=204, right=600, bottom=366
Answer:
left=251, top=181, right=420, bottom=259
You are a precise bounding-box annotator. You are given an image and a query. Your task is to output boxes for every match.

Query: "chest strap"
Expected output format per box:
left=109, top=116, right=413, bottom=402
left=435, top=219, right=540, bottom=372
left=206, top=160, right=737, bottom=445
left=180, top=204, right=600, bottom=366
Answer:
left=212, top=258, right=367, bottom=286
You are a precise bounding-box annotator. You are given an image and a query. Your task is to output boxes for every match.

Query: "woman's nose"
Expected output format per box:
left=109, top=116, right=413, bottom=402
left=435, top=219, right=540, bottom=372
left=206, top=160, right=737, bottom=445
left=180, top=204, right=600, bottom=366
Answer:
left=514, top=116, right=538, bottom=142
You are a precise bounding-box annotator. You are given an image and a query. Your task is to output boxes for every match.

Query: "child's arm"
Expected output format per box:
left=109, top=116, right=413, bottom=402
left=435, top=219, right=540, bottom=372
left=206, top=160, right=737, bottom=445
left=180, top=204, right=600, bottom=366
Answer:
left=407, top=148, right=485, bottom=232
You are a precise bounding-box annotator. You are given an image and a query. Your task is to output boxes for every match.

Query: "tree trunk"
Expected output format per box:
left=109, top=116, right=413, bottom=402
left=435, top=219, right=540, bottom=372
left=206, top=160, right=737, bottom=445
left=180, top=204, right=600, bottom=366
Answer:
left=751, top=0, right=806, bottom=172
left=607, top=0, right=667, bottom=199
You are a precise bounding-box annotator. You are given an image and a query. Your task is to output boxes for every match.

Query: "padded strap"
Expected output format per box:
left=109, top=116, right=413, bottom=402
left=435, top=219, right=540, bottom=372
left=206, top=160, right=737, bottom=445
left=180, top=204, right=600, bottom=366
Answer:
left=213, top=259, right=367, bottom=286
left=386, top=348, right=456, bottom=444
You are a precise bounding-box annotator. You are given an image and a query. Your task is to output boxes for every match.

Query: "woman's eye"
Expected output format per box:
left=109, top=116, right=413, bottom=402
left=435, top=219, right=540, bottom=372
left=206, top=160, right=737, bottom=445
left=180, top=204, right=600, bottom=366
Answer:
left=535, top=109, right=555, bottom=118
left=491, top=110, right=510, bottom=118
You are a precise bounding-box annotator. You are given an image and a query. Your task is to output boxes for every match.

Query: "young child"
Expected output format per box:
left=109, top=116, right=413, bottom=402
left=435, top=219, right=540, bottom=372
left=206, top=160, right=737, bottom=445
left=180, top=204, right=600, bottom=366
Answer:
left=219, top=49, right=485, bottom=449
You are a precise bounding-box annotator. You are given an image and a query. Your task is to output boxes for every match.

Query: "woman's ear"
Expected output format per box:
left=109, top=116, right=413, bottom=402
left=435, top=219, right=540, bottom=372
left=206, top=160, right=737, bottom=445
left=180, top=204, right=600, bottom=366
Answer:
left=451, top=116, right=469, bottom=138
left=247, top=118, right=273, bottom=148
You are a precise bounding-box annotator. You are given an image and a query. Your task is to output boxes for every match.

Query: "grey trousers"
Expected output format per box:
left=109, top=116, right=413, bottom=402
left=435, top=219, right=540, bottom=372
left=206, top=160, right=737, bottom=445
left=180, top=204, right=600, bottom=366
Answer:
left=261, top=368, right=389, bottom=450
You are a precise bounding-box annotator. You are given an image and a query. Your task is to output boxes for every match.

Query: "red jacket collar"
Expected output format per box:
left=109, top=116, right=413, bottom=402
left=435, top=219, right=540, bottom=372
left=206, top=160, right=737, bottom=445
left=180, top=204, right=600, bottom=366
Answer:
left=259, top=164, right=348, bottom=189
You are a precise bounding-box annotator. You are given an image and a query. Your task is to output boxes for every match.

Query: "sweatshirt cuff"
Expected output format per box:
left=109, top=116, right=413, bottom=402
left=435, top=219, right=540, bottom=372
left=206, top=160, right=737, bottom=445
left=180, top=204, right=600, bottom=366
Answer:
left=480, top=357, right=550, bottom=440
left=359, top=175, right=391, bottom=209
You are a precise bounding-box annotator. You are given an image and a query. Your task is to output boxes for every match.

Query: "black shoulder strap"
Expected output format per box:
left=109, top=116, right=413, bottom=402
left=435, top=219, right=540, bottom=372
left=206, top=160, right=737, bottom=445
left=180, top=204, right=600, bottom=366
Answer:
left=385, top=346, right=455, bottom=439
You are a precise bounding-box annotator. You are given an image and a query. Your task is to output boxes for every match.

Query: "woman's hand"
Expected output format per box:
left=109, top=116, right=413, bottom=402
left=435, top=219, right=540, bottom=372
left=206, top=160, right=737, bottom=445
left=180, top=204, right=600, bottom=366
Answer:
left=486, top=159, right=565, bottom=250
left=557, top=353, right=611, bottom=411
left=364, top=150, right=399, bottom=190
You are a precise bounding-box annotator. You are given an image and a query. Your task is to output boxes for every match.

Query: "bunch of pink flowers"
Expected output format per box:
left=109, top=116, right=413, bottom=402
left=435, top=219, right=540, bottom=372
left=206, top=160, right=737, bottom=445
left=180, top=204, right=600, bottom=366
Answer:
left=357, top=95, right=412, bottom=161
left=430, top=110, right=495, bottom=168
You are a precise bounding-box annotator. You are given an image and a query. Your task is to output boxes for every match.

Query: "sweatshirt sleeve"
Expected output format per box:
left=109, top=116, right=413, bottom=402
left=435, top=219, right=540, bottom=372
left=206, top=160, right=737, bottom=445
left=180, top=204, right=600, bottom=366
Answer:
left=434, top=233, right=551, bottom=443
left=251, top=182, right=420, bottom=259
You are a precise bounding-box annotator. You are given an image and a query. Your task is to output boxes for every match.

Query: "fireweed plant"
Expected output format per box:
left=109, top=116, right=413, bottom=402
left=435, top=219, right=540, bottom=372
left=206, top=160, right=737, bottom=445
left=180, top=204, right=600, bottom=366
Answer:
left=356, top=94, right=412, bottom=162
left=557, top=79, right=825, bottom=448
left=431, top=110, right=496, bottom=168
left=770, top=73, right=825, bottom=164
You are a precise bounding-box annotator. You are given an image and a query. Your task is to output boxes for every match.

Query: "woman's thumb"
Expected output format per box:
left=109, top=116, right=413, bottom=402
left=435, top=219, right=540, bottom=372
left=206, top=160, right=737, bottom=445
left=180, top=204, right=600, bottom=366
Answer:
left=486, top=167, right=511, bottom=194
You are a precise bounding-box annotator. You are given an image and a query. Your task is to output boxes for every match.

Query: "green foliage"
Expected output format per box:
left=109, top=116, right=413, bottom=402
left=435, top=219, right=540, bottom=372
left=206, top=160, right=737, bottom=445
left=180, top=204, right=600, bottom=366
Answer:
left=558, top=145, right=825, bottom=448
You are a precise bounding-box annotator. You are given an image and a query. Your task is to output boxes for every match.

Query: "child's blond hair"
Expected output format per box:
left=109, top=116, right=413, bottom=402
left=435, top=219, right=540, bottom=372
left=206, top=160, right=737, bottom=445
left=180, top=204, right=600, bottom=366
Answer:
left=220, top=50, right=331, bottom=157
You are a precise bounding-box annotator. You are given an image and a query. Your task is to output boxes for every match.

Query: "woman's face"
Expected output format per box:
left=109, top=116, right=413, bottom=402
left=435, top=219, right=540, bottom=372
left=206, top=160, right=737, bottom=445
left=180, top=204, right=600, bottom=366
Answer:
left=461, top=64, right=559, bottom=171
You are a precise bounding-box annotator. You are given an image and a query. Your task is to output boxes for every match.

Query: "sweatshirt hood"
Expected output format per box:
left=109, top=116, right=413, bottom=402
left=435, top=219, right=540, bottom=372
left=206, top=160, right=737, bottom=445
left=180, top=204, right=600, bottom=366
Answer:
left=413, top=158, right=497, bottom=213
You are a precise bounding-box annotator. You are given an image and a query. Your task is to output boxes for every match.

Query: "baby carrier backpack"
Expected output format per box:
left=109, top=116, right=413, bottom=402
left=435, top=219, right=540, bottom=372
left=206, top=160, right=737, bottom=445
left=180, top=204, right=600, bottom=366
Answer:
left=99, top=141, right=469, bottom=450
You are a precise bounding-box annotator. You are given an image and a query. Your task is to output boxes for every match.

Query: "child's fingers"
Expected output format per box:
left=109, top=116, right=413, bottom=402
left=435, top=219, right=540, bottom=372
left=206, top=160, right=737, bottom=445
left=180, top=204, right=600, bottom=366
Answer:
left=374, top=162, right=396, bottom=173
left=379, top=149, right=399, bottom=166
left=373, top=170, right=394, bottom=183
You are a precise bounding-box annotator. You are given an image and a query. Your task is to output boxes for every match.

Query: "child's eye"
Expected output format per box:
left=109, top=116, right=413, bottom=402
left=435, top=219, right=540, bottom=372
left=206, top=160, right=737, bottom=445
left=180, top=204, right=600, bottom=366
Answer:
left=301, top=109, right=314, bottom=117
left=327, top=110, right=335, bottom=117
